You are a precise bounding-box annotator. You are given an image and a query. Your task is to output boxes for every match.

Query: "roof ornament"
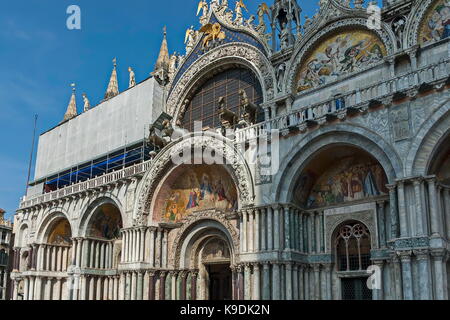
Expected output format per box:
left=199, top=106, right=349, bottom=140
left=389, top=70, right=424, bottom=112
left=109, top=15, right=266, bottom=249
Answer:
left=82, top=93, right=91, bottom=112
left=104, top=58, right=119, bottom=101
left=234, top=0, right=248, bottom=25
left=197, top=0, right=209, bottom=26
left=62, top=83, right=78, bottom=123
left=128, top=67, right=136, bottom=88
left=152, top=27, right=170, bottom=85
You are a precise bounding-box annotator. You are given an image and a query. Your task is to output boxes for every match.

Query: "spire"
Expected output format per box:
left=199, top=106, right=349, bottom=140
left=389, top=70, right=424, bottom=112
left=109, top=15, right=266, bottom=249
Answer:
left=104, top=58, right=119, bottom=100
left=152, top=27, right=170, bottom=85
left=62, top=83, right=78, bottom=123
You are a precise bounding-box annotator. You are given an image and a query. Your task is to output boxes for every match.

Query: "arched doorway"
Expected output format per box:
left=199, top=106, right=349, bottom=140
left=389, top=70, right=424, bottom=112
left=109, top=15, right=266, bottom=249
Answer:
left=175, top=218, right=237, bottom=301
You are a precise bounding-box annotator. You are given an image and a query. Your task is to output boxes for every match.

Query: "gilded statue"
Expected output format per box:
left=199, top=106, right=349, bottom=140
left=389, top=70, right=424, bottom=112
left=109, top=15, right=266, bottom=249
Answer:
left=199, top=23, right=226, bottom=49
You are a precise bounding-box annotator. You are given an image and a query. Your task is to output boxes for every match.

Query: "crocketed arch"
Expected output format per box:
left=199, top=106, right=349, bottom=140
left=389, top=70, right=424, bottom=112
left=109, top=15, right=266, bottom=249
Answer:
left=133, top=132, right=254, bottom=226
left=405, top=0, right=450, bottom=47
left=167, top=43, right=275, bottom=121
left=286, top=18, right=395, bottom=94
left=272, top=124, right=402, bottom=204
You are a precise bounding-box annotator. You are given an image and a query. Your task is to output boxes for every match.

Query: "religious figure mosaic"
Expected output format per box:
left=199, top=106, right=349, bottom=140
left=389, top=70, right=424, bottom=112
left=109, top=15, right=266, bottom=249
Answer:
left=420, top=0, right=450, bottom=45
left=299, top=157, right=388, bottom=209
left=87, top=204, right=123, bottom=240
left=48, top=220, right=72, bottom=245
left=160, top=165, right=238, bottom=222
left=296, top=30, right=386, bottom=92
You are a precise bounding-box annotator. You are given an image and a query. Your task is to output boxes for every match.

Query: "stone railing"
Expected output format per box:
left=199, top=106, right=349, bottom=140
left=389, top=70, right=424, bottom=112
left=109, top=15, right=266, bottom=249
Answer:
left=235, top=58, right=450, bottom=143
left=19, top=160, right=152, bottom=210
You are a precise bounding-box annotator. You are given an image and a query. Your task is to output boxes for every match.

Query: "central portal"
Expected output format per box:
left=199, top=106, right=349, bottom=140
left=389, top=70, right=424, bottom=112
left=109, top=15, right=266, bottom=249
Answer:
left=206, top=263, right=232, bottom=300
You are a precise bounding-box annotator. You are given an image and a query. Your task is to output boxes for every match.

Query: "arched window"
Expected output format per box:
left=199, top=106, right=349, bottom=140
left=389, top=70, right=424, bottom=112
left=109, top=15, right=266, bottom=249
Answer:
left=181, top=67, right=263, bottom=131
left=335, top=222, right=371, bottom=272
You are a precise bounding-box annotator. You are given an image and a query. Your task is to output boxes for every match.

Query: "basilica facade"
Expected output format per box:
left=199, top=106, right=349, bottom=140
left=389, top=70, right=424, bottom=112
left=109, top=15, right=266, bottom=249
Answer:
left=10, top=0, right=450, bottom=300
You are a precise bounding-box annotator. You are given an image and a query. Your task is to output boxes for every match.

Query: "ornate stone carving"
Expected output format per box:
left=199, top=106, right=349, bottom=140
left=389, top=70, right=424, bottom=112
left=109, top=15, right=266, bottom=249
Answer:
left=133, top=133, right=254, bottom=226
left=169, top=209, right=240, bottom=268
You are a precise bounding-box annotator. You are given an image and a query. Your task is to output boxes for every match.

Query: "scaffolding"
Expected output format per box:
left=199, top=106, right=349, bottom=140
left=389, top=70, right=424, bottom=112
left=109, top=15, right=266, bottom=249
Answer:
left=37, top=140, right=152, bottom=193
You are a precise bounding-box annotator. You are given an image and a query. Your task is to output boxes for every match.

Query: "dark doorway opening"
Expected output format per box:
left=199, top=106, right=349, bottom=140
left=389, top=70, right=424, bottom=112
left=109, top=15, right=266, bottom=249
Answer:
left=207, top=264, right=232, bottom=301
left=341, top=277, right=373, bottom=300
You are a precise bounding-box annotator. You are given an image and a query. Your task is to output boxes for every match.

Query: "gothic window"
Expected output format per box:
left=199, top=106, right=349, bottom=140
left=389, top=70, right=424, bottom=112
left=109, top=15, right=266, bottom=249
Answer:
left=181, top=67, right=263, bottom=131
left=335, top=223, right=371, bottom=272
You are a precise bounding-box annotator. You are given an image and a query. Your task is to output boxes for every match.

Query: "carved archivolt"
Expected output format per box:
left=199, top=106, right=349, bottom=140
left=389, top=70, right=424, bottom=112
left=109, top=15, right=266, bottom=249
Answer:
left=133, top=133, right=254, bottom=226
left=166, top=43, right=275, bottom=120
left=405, top=0, right=438, bottom=48
left=286, top=18, right=395, bottom=94
left=169, top=209, right=240, bottom=268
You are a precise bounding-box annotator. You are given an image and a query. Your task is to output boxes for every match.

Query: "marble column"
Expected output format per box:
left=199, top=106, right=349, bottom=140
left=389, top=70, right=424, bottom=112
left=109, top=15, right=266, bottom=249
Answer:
left=292, top=264, right=299, bottom=300
left=255, top=210, right=260, bottom=252
left=273, top=206, right=280, bottom=250
left=181, top=272, right=187, bottom=300
left=399, top=251, right=413, bottom=300
left=285, top=263, right=293, bottom=300
left=190, top=271, right=198, bottom=301
left=162, top=230, right=169, bottom=268
left=298, top=265, right=304, bottom=300
left=252, top=264, right=261, bottom=300
left=260, top=209, right=267, bottom=251
left=23, top=277, right=29, bottom=301
left=237, top=266, right=244, bottom=300
left=427, top=178, right=441, bottom=236
left=413, top=179, right=426, bottom=236
left=267, top=208, right=273, bottom=251
left=244, top=264, right=251, bottom=300
left=397, top=182, right=408, bottom=238
left=137, top=272, right=144, bottom=300
left=431, top=249, right=448, bottom=300
left=272, top=263, right=281, bottom=300
left=159, top=272, right=166, bottom=300
left=313, top=265, right=321, bottom=300
left=149, top=228, right=155, bottom=267
left=262, top=262, right=270, bottom=300
left=372, top=261, right=384, bottom=300
left=377, top=201, right=387, bottom=247
left=284, top=206, right=291, bottom=250
left=387, top=184, right=399, bottom=239
left=248, top=210, right=254, bottom=252
left=242, top=211, right=248, bottom=253
left=414, top=250, right=431, bottom=300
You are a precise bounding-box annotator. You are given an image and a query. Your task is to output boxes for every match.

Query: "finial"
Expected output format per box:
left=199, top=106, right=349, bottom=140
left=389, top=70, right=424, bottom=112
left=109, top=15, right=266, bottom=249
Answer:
left=163, top=26, right=167, bottom=37
left=71, top=83, right=76, bottom=93
left=113, top=57, right=117, bottom=68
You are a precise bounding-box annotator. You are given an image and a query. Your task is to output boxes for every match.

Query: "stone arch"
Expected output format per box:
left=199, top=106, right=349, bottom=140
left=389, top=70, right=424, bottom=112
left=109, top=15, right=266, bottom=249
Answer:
left=286, top=17, right=395, bottom=94
left=169, top=210, right=239, bottom=269
left=167, top=43, right=275, bottom=120
left=405, top=0, right=448, bottom=48
left=78, top=196, right=124, bottom=237
left=329, top=219, right=374, bottom=260
left=36, top=211, right=72, bottom=244
left=407, top=97, right=450, bottom=176
left=272, top=124, right=402, bottom=204
left=17, top=223, right=30, bottom=248
left=78, top=196, right=124, bottom=240
left=133, top=132, right=254, bottom=226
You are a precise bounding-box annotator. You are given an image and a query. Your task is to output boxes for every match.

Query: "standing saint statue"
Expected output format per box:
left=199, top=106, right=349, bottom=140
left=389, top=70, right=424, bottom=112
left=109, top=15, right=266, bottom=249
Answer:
left=185, top=26, right=196, bottom=53
left=234, top=0, right=247, bottom=25
left=128, top=67, right=136, bottom=88
left=82, top=93, right=91, bottom=112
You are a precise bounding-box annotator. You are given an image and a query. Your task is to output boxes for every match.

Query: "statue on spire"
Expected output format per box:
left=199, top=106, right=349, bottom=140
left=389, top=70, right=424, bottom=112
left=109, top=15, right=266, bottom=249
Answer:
left=128, top=67, right=136, bottom=88
left=82, top=93, right=91, bottom=112
left=256, top=3, right=270, bottom=34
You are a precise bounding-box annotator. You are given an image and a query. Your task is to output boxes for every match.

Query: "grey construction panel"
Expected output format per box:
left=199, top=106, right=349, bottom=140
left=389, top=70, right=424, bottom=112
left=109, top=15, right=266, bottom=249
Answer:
left=34, top=77, right=163, bottom=180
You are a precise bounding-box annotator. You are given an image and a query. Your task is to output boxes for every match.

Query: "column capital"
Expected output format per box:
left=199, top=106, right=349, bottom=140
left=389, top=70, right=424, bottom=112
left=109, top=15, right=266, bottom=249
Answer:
left=312, top=264, right=321, bottom=272
left=413, top=249, right=429, bottom=261
left=372, top=260, right=385, bottom=267
left=397, top=250, right=412, bottom=262
left=386, top=184, right=397, bottom=192
left=252, top=263, right=260, bottom=271
left=430, top=249, right=447, bottom=260
left=320, top=263, right=333, bottom=271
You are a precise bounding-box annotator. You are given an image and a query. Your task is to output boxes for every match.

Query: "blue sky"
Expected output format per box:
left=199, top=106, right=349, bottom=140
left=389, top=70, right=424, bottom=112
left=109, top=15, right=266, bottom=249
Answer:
left=0, top=0, right=381, bottom=220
